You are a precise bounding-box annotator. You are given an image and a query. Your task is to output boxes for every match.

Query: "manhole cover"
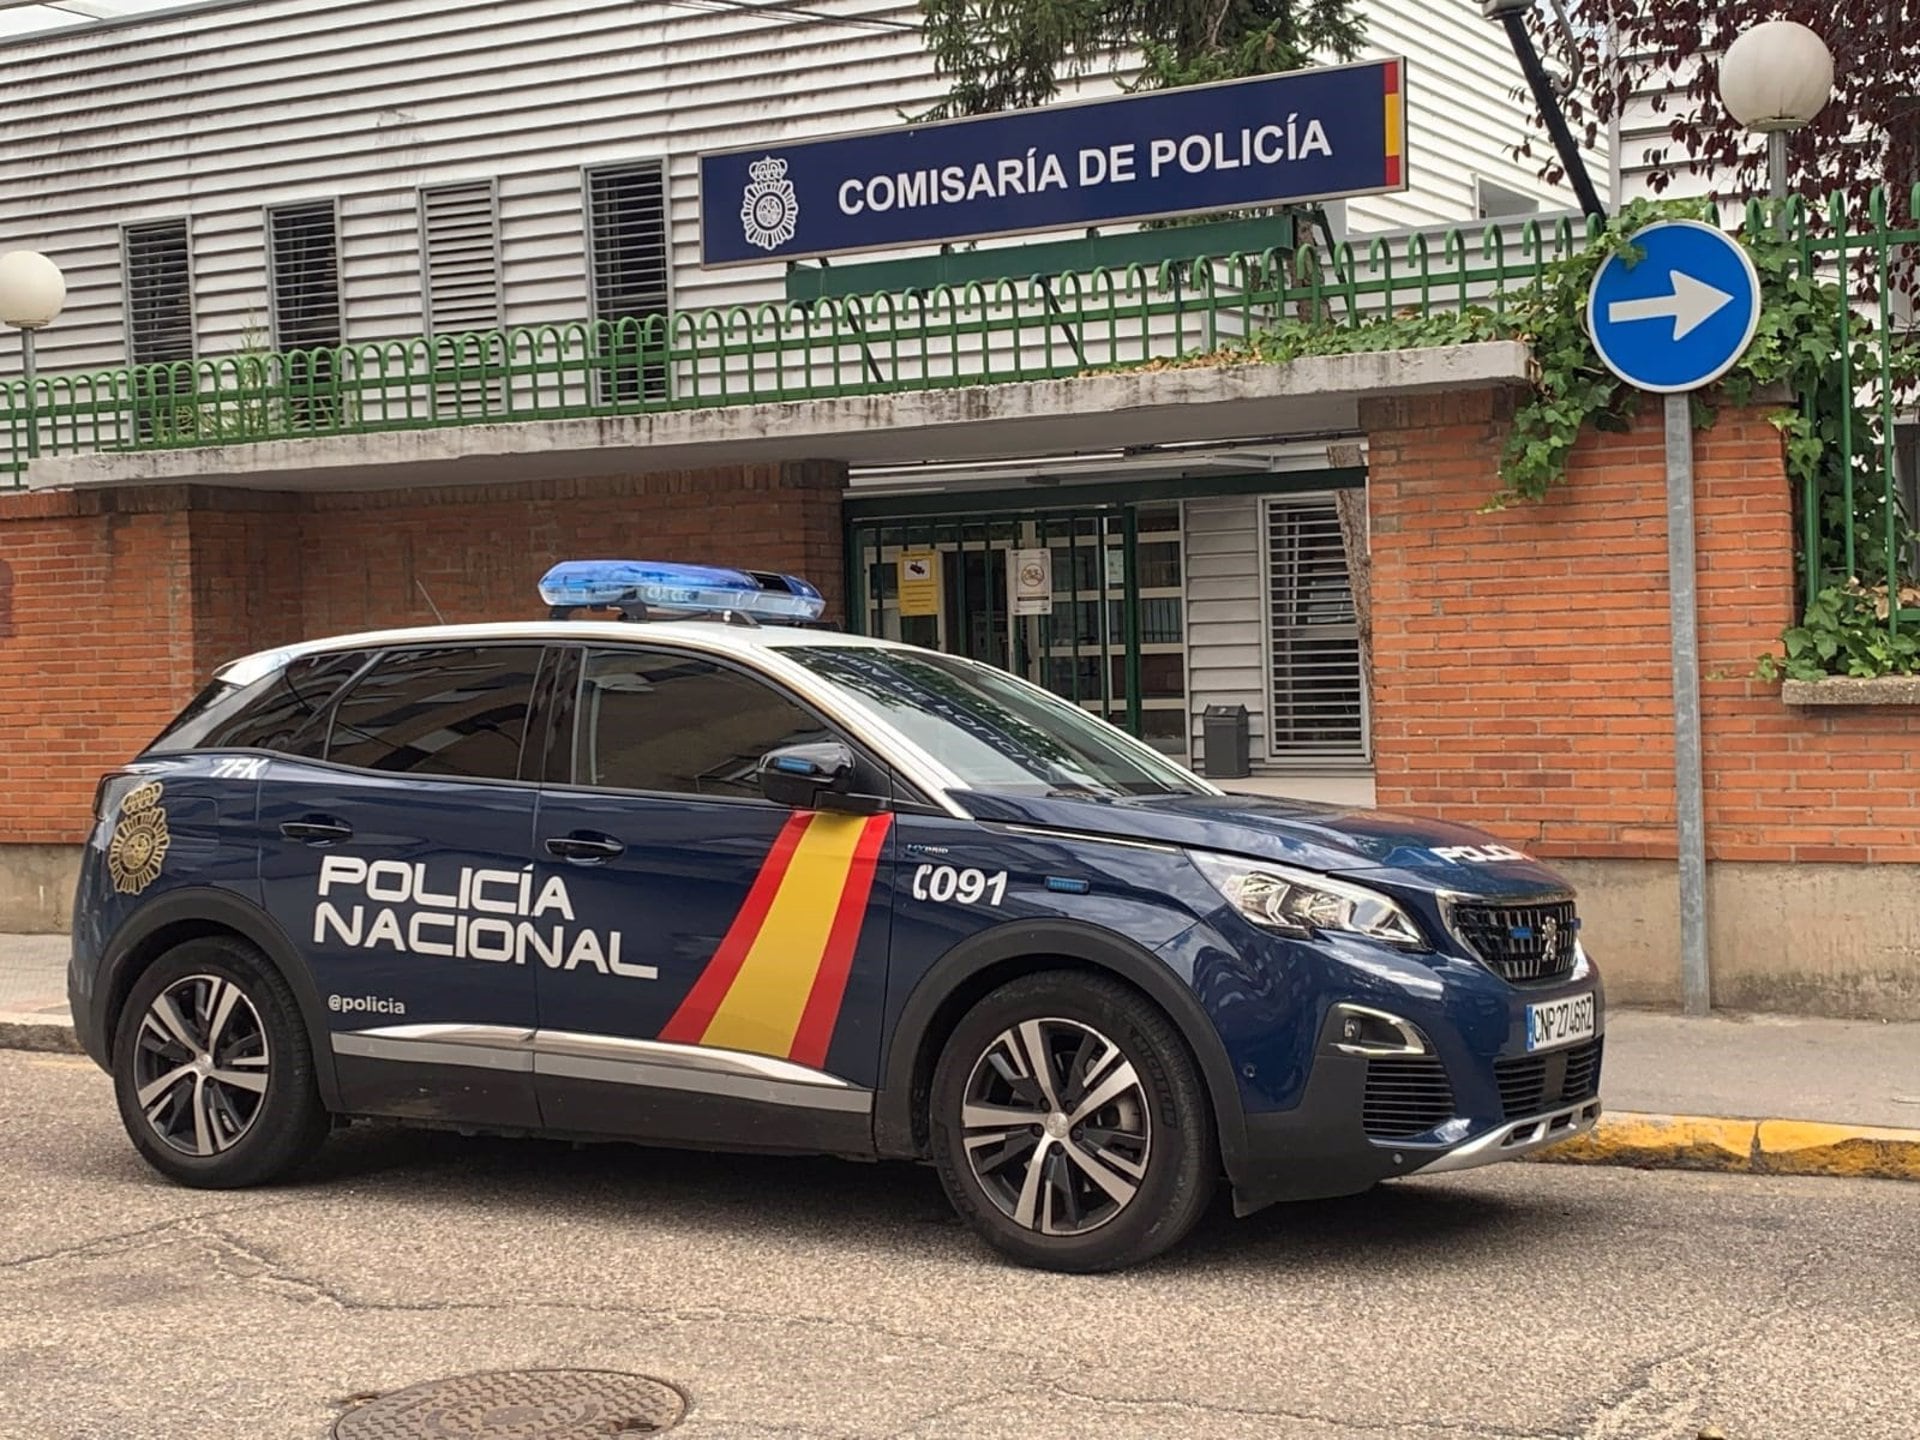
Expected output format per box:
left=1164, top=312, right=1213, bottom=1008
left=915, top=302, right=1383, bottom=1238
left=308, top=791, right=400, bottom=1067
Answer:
left=333, top=1369, right=686, bottom=1439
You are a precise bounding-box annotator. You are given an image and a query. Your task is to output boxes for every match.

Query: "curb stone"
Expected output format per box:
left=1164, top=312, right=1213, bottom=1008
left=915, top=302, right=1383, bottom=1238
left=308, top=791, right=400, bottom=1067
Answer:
left=1533, top=1110, right=1920, bottom=1184
left=0, top=1012, right=84, bottom=1055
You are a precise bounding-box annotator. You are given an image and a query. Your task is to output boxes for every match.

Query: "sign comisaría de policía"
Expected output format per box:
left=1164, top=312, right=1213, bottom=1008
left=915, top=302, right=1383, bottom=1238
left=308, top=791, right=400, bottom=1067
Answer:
left=699, top=58, right=1408, bottom=267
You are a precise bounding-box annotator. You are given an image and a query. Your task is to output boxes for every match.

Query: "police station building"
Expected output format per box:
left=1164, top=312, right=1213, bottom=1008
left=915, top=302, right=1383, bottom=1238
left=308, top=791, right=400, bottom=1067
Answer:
left=0, top=0, right=1588, bottom=799
left=18, top=0, right=1918, bottom=1025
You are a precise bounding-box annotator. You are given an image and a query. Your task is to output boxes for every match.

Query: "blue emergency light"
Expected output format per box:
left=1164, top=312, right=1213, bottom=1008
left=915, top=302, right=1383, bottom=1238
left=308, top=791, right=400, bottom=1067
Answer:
left=538, top=559, right=826, bottom=624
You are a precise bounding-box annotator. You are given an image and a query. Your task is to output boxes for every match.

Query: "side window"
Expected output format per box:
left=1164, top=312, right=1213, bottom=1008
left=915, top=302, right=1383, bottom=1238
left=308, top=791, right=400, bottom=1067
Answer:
left=148, top=650, right=371, bottom=756
left=327, top=645, right=543, bottom=780
left=577, top=648, right=829, bottom=797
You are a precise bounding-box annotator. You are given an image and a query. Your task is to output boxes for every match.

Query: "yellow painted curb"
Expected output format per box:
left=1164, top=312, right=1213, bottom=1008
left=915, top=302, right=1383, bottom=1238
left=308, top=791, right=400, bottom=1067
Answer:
left=1529, top=1111, right=1920, bottom=1182
left=1534, top=1113, right=1757, bottom=1173
left=1754, top=1119, right=1920, bottom=1182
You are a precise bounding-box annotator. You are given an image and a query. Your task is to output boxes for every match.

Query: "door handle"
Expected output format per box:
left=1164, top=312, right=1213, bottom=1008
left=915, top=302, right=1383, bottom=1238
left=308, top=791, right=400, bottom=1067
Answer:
left=281, top=817, right=354, bottom=844
left=545, top=832, right=625, bottom=862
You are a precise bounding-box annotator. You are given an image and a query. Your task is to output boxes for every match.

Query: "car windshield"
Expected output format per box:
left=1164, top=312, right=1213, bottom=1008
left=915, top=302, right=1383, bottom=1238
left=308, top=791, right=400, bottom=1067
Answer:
left=783, top=646, right=1207, bottom=798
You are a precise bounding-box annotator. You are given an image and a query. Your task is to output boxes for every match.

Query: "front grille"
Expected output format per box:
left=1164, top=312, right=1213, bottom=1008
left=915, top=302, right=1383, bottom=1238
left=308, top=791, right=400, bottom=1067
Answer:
left=1362, top=1056, right=1455, bottom=1139
left=1450, top=898, right=1580, bottom=984
left=1494, top=1038, right=1604, bottom=1121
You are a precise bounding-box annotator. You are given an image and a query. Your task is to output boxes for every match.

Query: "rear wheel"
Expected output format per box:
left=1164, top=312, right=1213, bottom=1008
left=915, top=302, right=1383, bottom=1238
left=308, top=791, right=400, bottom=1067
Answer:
left=929, top=972, right=1215, bottom=1273
left=112, top=936, right=331, bottom=1188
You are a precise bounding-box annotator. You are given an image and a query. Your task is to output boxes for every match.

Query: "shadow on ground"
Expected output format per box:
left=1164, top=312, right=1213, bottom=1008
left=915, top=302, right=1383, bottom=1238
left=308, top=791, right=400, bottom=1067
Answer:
left=209, top=1118, right=1625, bottom=1279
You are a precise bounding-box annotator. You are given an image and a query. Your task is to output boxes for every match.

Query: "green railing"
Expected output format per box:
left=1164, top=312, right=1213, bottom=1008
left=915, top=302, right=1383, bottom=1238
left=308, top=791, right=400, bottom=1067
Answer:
left=1787, top=189, right=1920, bottom=632
left=1, top=193, right=1913, bottom=652
left=0, top=215, right=1610, bottom=485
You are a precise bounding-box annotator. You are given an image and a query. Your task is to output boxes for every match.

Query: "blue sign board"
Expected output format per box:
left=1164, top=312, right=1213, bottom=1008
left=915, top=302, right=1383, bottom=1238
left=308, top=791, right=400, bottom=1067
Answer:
left=1585, top=220, right=1762, bottom=394
left=698, top=59, right=1408, bottom=267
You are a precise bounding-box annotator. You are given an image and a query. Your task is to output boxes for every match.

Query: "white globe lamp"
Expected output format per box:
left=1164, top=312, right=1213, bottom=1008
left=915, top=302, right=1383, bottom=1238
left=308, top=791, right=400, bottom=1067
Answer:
left=1718, top=22, right=1835, bottom=199
left=0, top=250, right=65, bottom=462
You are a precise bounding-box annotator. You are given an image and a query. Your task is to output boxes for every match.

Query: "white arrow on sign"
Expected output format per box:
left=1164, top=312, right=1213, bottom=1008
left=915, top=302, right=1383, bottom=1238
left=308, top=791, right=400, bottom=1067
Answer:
left=1605, top=269, right=1735, bottom=341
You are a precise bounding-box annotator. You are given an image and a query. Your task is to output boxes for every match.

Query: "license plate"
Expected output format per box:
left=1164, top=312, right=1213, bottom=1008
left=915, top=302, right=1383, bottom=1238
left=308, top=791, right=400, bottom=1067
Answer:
left=1525, top=993, right=1595, bottom=1052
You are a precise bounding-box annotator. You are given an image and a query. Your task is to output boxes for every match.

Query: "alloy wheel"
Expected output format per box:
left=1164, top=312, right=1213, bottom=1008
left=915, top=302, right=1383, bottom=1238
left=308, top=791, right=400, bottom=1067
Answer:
left=959, top=1016, right=1152, bottom=1237
left=131, top=974, right=271, bottom=1158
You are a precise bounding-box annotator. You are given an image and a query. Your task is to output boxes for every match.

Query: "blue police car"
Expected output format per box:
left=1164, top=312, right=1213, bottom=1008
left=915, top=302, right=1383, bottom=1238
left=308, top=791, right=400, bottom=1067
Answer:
left=70, top=560, right=1603, bottom=1272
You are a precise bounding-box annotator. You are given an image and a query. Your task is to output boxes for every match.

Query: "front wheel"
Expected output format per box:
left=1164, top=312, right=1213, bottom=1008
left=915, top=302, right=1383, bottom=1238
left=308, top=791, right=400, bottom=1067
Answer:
left=111, top=936, right=331, bottom=1188
left=929, top=972, right=1216, bottom=1273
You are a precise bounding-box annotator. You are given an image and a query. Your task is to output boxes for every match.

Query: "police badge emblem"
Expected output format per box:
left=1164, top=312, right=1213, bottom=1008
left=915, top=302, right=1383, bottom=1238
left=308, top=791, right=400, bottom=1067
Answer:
left=108, top=781, right=170, bottom=895
left=740, top=156, right=799, bottom=252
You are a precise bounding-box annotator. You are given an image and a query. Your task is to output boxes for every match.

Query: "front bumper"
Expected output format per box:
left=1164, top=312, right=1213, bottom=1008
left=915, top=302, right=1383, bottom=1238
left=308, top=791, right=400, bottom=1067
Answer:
left=1223, top=968, right=1607, bottom=1214
left=1415, top=1096, right=1601, bottom=1174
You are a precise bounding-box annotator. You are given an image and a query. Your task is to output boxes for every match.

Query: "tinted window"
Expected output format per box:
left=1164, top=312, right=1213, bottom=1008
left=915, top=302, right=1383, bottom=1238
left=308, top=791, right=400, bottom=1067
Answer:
left=782, top=646, right=1205, bottom=798
left=576, top=649, right=828, bottom=796
left=327, top=646, right=543, bottom=780
left=148, top=650, right=371, bottom=757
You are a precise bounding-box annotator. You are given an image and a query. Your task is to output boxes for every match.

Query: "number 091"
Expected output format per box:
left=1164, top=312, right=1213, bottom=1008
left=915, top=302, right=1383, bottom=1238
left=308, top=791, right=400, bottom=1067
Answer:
left=910, top=864, right=1008, bottom=907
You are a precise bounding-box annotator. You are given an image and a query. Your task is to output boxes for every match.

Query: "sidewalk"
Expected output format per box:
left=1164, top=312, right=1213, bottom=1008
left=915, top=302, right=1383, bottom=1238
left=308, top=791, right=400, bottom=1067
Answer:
left=3, top=933, right=1916, bottom=1178
left=0, top=933, right=72, bottom=1051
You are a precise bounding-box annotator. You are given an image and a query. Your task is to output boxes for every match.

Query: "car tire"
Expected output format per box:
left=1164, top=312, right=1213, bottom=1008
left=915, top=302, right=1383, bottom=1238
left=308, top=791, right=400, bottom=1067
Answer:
left=111, top=935, right=331, bottom=1189
left=929, top=971, right=1216, bottom=1273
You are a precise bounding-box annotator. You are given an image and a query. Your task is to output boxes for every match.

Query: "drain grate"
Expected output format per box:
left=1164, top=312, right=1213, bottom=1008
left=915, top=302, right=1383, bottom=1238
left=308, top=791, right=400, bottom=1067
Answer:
left=332, top=1369, right=687, bottom=1439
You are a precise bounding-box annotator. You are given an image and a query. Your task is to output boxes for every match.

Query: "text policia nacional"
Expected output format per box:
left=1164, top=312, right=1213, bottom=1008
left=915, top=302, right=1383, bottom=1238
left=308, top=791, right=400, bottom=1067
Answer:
left=835, top=118, right=1335, bottom=218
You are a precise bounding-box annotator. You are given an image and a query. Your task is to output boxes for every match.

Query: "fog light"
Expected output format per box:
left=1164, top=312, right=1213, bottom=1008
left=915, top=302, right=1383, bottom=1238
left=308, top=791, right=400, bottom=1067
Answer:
left=1329, top=1004, right=1428, bottom=1057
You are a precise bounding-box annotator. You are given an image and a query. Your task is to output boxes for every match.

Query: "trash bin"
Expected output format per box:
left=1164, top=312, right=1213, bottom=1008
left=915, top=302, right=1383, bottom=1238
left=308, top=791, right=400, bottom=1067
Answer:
left=1201, top=704, right=1250, bottom=779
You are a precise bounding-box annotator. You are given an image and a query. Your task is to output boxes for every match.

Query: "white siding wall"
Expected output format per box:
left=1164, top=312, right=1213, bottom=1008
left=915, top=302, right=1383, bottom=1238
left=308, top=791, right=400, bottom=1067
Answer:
left=1347, top=0, right=1605, bottom=231
left=0, top=0, right=1597, bottom=379
left=1611, top=57, right=1740, bottom=208
left=1182, top=495, right=1269, bottom=771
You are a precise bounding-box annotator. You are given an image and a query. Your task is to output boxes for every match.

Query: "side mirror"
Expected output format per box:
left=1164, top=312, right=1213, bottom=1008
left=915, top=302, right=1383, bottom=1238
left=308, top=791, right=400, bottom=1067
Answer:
left=756, top=741, right=889, bottom=815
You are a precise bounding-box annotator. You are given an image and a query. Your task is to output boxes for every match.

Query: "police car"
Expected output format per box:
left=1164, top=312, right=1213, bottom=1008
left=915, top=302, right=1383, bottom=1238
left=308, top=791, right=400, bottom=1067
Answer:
left=70, top=559, right=1603, bottom=1273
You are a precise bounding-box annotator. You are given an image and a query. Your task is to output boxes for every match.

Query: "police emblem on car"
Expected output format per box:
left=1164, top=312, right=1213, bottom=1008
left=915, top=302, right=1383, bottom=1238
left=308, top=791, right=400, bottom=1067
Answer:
left=68, top=558, right=1604, bottom=1273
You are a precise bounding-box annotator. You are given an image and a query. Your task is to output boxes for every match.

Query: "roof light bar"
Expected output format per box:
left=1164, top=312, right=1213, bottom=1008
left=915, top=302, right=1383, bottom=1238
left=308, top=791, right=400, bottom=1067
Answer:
left=538, top=560, right=826, bottom=624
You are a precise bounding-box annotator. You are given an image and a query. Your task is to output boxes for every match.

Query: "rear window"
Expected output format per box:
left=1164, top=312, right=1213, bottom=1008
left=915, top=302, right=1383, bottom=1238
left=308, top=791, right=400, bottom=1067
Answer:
left=324, top=645, right=544, bottom=780
left=147, top=650, right=372, bottom=757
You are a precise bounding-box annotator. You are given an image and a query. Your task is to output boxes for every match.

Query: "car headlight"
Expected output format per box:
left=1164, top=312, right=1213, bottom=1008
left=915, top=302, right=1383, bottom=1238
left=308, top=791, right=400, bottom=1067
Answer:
left=1191, top=852, right=1427, bottom=950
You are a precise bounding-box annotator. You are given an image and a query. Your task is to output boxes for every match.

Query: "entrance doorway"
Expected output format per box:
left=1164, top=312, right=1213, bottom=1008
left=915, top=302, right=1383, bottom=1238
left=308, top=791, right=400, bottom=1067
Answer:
left=844, top=503, right=1190, bottom=757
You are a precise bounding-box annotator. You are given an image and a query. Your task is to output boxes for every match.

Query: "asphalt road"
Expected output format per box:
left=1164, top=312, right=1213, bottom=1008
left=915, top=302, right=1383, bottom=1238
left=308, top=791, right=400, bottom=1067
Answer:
left=2, top=1050, right=1914, bottom=1440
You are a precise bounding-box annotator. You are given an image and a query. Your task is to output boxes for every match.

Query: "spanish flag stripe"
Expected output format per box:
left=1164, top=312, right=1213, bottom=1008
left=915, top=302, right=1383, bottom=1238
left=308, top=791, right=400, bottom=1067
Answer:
left=696, top=812, right=874, bottom=1057
left=657, top=811, right=813, bottom=1044
left=787, top=815, right=893, bottom=1069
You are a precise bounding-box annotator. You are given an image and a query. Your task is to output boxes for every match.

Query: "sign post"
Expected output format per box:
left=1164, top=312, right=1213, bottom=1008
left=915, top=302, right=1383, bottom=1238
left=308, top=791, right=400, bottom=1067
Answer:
left=1586, top=219, right=1762, bottom=1016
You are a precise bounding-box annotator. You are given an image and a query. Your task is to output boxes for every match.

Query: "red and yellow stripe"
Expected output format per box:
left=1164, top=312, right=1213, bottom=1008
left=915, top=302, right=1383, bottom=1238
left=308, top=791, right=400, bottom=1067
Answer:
left=1383, top=60, right=1405, bottom=189
left=659, top=811, right=893, bottom=1068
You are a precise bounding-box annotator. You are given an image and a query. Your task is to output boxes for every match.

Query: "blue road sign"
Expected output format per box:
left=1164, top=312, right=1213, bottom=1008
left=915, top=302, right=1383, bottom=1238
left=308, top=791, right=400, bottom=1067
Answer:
left=699, top=60, right=1408, bottom=268
left=1586, top=219, right=1762, bottom=393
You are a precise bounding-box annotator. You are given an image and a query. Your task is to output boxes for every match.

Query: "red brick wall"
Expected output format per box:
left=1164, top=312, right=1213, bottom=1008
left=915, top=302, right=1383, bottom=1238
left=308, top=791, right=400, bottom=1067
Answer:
left=1362, top=390, right=1920, bottom=864
left=0, top=463, right=845, bottom=844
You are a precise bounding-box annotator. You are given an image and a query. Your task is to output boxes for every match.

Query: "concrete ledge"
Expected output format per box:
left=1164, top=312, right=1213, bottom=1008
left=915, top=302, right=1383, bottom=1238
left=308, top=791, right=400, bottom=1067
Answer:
left=27, top=343, right=1534, bottom=493
left=0, top=1012, right=81, bottom=1055
left=0, top=844, right=79, bottom=932
left=1533, top=1110, right=1920, bottom=1183
left=1782, top=675, right=1920, bottom=707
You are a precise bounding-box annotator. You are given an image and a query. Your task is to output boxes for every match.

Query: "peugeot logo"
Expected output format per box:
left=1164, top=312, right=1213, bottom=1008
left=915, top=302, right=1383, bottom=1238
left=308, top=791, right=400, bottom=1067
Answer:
left=1540, top=915, right=1561, bottom=961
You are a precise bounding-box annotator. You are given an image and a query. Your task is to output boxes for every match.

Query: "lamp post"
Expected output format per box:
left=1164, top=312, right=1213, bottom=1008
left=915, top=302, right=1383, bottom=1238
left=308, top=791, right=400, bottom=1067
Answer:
left=1718, top=20, right=1836, bottom=204
left=0, top=250, right=67, bottom=461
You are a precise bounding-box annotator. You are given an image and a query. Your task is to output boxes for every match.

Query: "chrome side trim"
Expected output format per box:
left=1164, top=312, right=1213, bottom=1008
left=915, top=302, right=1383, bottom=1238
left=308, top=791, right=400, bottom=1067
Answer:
left=332, top=1025, right=870, bottom=1111
left=332, top=1032, right=532, bottom=1073
left=998, top=824, right=1182, bottom=855
left=534, top=1053, right=872, bottom=1113
left=534, top=1030, right=855, bottom=1088
left=1414, top=1098, right=1602, bottom=1176
left=350, top=1023, right=536, bottom=1048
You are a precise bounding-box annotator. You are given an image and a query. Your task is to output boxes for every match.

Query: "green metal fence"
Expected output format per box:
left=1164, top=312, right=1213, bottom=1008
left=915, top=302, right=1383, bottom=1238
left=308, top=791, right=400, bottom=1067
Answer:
left=1787, top=189, right=1920, bottom=633
left=0, top=214, right=1611, bottom=484
left=1, top=190, right=1914, bottom=647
